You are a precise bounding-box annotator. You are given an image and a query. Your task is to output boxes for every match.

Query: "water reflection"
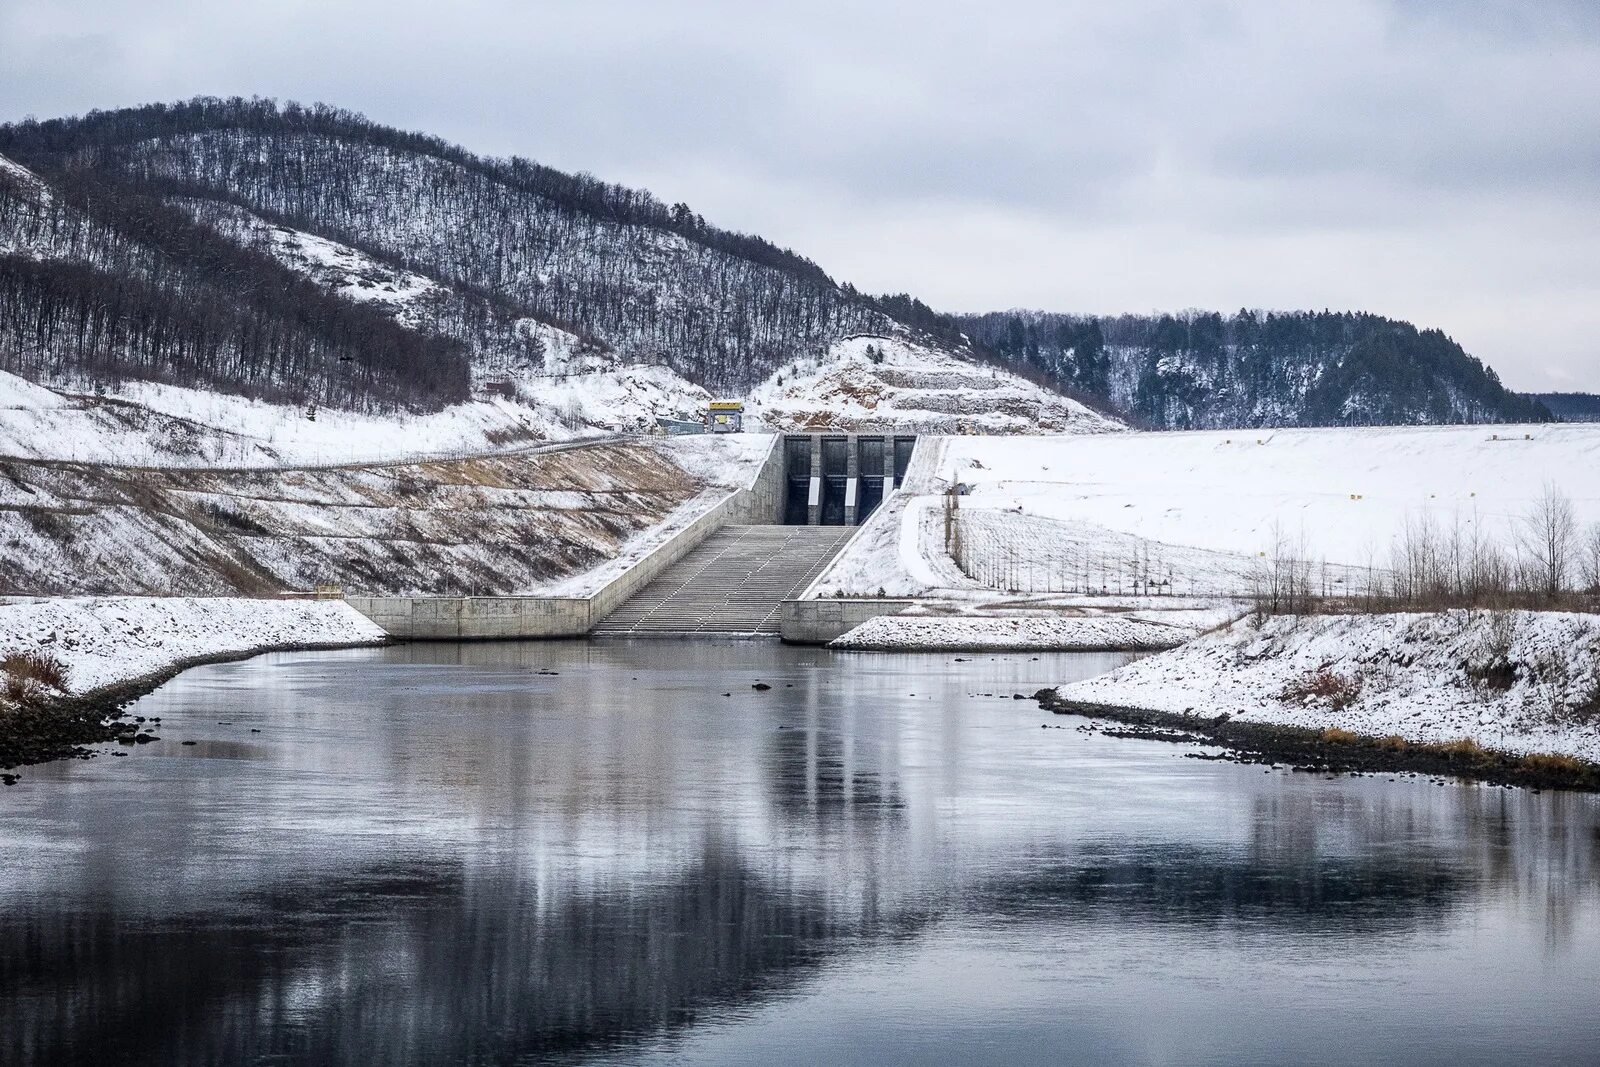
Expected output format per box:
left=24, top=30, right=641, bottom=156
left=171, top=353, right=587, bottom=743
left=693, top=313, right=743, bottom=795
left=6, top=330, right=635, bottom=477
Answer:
left=2, top=641, right=1598, bottom=1065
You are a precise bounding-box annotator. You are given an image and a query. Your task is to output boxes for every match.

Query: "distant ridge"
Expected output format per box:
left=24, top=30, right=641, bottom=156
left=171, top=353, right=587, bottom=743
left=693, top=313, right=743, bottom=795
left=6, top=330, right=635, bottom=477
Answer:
left=1527, top=392, right=1600, bottom=422
left=0, top=96, right=1553, bottom=429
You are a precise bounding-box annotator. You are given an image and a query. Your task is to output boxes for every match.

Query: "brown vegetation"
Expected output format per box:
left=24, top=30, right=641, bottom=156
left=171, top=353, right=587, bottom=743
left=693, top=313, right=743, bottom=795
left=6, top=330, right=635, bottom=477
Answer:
left=2, top=650, right=70, bottom=703
left=1281, top=669, right=1363, bottom=711
left=1256, top=484, right=1600, bottom=617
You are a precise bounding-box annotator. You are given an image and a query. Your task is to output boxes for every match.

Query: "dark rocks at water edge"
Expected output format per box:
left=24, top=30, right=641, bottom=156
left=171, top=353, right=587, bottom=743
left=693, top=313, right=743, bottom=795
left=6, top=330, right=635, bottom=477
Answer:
left=1031, top=688, right=1600, bottom=793
left=0, top=700, right=145, bottom=773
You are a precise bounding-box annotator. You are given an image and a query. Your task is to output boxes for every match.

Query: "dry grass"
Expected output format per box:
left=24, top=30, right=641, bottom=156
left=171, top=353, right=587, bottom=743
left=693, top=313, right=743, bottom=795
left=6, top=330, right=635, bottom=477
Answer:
left=1318, top=727, right=1362, bottom=744
left=1374, top=734, right=1409, bottom=752
left=1433, top=737, right=1488, bottom=759
left=2, top=650, right=71, bottom=703
left=1517, top=752, right=1589, bottom=775
left=1281, top=669, right=1363, bottom=711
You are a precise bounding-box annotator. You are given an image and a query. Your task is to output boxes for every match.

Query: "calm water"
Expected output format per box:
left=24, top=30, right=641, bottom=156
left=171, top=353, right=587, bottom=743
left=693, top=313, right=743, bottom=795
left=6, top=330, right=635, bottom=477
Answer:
left=3, top=641, right=1599, bottom=1066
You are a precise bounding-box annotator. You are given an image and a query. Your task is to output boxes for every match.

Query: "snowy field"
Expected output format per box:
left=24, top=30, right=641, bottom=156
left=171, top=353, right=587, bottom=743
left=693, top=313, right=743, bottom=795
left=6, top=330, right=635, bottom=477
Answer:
left=0, top=597, right=385, bottom=697
left=936, top=424, right=1600, bottom=576
left=1056, top=611, right=1600, bottom=763
left=816, top=425, right=1600, bottom=602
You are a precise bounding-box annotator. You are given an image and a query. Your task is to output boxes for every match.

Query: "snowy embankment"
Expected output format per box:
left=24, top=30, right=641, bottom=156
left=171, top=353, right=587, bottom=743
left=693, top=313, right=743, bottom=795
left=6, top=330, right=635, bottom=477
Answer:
left=831, top=613, right=1199, bottom=652
left=0, top=597, right=386, bottom=698
left=0, top=361, right=709, bottom=469
left=1055, top=611, right=1600, bottom=763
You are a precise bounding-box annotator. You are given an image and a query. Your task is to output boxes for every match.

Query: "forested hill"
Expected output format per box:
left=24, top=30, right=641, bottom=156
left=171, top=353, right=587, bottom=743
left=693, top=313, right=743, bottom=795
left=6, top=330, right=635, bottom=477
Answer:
left=959, top=310, right=1550, bottom=429
left=0, top=97, right=959, bottom=411
left=1527, top=393, right=1600, bottom=423
left=0, top=97, right=1552, bottom=428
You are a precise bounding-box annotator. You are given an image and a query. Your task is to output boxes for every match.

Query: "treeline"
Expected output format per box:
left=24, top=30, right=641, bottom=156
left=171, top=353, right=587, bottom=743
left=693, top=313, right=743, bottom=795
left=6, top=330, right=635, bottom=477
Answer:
left=1, top=97, right=930, bottom=392
left=961, top=309, right=1550, bottom=429
left=1255, top=486, right=1600, bottom=617
left=0, top=165, right=467, bottom=409
left=0, top=97, right=839, bottom=287
left=1528, top=392, right=1600, bottom=423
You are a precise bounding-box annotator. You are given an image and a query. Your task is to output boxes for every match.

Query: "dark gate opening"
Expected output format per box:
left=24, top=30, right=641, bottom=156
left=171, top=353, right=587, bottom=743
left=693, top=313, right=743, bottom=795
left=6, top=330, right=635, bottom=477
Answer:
left=892, top=437, right=915, bottom=487
left=784, top=437, right=813, bottom=525
left=858, top=477, right=884, bottom=521
left=821, top=476, right=848, bottom=525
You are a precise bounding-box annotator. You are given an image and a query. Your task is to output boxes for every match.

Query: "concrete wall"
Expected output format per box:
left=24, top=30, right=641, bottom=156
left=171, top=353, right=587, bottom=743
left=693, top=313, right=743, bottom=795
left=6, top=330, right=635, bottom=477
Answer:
left=778, top=598, right=914, bottom=644
left=347, top=594, right=594, bottom=640
left=348, top=436, right=784, bottom=640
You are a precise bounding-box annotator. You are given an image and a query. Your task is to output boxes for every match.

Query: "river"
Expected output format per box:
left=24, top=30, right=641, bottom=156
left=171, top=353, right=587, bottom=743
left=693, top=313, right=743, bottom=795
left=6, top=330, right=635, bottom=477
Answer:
left=3, top=641, right=1598, bottom=1065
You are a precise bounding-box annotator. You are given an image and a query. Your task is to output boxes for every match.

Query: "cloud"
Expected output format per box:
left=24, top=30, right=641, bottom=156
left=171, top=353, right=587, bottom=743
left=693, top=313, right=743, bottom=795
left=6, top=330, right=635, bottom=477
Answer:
left=0, top=0, right=1595, bottom=388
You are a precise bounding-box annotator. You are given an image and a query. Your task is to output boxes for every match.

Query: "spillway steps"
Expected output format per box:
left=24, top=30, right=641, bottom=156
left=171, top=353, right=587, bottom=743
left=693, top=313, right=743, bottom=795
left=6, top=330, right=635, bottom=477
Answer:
left=593, top=524, right=857, bottom=637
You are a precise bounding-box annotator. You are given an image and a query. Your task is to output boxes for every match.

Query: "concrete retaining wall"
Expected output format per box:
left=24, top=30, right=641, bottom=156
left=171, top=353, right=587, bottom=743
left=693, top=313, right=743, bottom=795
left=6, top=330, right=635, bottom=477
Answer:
left=348, top=436, right=783, bottom=640
left=778, top=599, right=914, bottom=644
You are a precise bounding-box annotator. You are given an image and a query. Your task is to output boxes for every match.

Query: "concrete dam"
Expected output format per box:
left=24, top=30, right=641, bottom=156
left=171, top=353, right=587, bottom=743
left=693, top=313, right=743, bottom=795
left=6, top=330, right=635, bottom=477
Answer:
left=347, top=433, right=918, bottom=643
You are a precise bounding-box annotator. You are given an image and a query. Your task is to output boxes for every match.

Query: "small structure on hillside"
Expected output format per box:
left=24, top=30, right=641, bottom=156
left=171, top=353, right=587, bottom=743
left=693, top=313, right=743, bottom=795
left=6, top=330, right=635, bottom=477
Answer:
left=655, top=416, right=706, bottom=435
left=708, top=400, right=744, bottom=433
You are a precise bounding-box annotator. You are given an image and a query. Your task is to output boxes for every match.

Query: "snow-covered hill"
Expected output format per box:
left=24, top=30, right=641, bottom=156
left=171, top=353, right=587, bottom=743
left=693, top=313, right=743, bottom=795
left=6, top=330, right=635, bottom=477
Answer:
left=748, top=336, right=1124, bottom=435
left=960, top=309, right=1552, bottom=429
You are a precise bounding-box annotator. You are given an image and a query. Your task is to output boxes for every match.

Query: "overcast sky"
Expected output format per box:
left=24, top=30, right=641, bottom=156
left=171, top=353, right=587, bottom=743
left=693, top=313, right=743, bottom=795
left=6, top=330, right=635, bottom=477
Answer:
left=2, top=0, right=1596, bottom=389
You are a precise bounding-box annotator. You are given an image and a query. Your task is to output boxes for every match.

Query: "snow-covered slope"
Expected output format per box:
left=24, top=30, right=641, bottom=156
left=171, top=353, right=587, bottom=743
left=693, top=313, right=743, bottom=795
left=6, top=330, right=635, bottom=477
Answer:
left=748, top=335, right=1124, bottom=434
left=0, top=435, right=769, bottom=597
left=0, top=366, right=709, bottom=467
left=200, top=205, right=444, bottom=325
left=1056, top=611, right=1600, bottom=762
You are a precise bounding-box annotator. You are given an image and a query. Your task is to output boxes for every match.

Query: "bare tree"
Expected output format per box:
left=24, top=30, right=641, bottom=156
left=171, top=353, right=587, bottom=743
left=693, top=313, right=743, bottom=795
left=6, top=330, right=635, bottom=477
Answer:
left=1521, top=483, right=1577, bottom=600
left=1581, top=522, right=1600, bottom=595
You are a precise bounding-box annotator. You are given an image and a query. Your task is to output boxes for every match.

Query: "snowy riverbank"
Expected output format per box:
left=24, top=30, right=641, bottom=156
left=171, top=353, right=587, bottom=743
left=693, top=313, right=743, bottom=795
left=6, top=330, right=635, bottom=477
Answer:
left=1054, top=611, right=1600, bottom=763
left=0, top=597, right=387, bottom=699
left=830, top=601, right=1240, bottom=652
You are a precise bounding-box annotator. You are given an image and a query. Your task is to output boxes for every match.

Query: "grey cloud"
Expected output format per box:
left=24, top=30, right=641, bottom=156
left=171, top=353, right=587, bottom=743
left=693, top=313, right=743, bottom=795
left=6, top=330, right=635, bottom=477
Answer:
left=0, top=0, right=1594, bottom=388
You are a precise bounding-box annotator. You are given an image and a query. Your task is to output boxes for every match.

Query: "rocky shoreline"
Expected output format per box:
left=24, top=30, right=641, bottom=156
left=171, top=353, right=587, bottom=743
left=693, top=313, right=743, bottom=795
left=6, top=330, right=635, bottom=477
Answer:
left=1035, top=689, right=1600, bottom=792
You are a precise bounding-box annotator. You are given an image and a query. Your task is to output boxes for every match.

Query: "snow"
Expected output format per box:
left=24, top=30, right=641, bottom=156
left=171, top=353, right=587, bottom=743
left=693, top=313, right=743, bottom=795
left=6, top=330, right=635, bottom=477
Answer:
left=831, top=612, right=1213, bottom=652
left=931, top=424, right=1600, bottom=579
left=264, top=225, right=440, bottom=317
left=0, top=153, right=45, bottom=191
left=0, top=379, right=564, bottom=467
left=650, top=432, right=775, bottom=489
left=0, top=153, right=55, bottom=257
left=815, top=424, right=1600, bottom=602
left=0, top=596, right=385, bottom=697
left=747, top=335, right=1125, bottom=434
left=528, top=364, right=709, bottom=434
left=1056, top=610, right=1600, bottom=762
left=0, top=366, right=711, bottom=468
left=519, top=319, right=611, bottom=375
left=0, top=369, right=66, bottom=410
left=0, top=438, right=724, bottom=598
